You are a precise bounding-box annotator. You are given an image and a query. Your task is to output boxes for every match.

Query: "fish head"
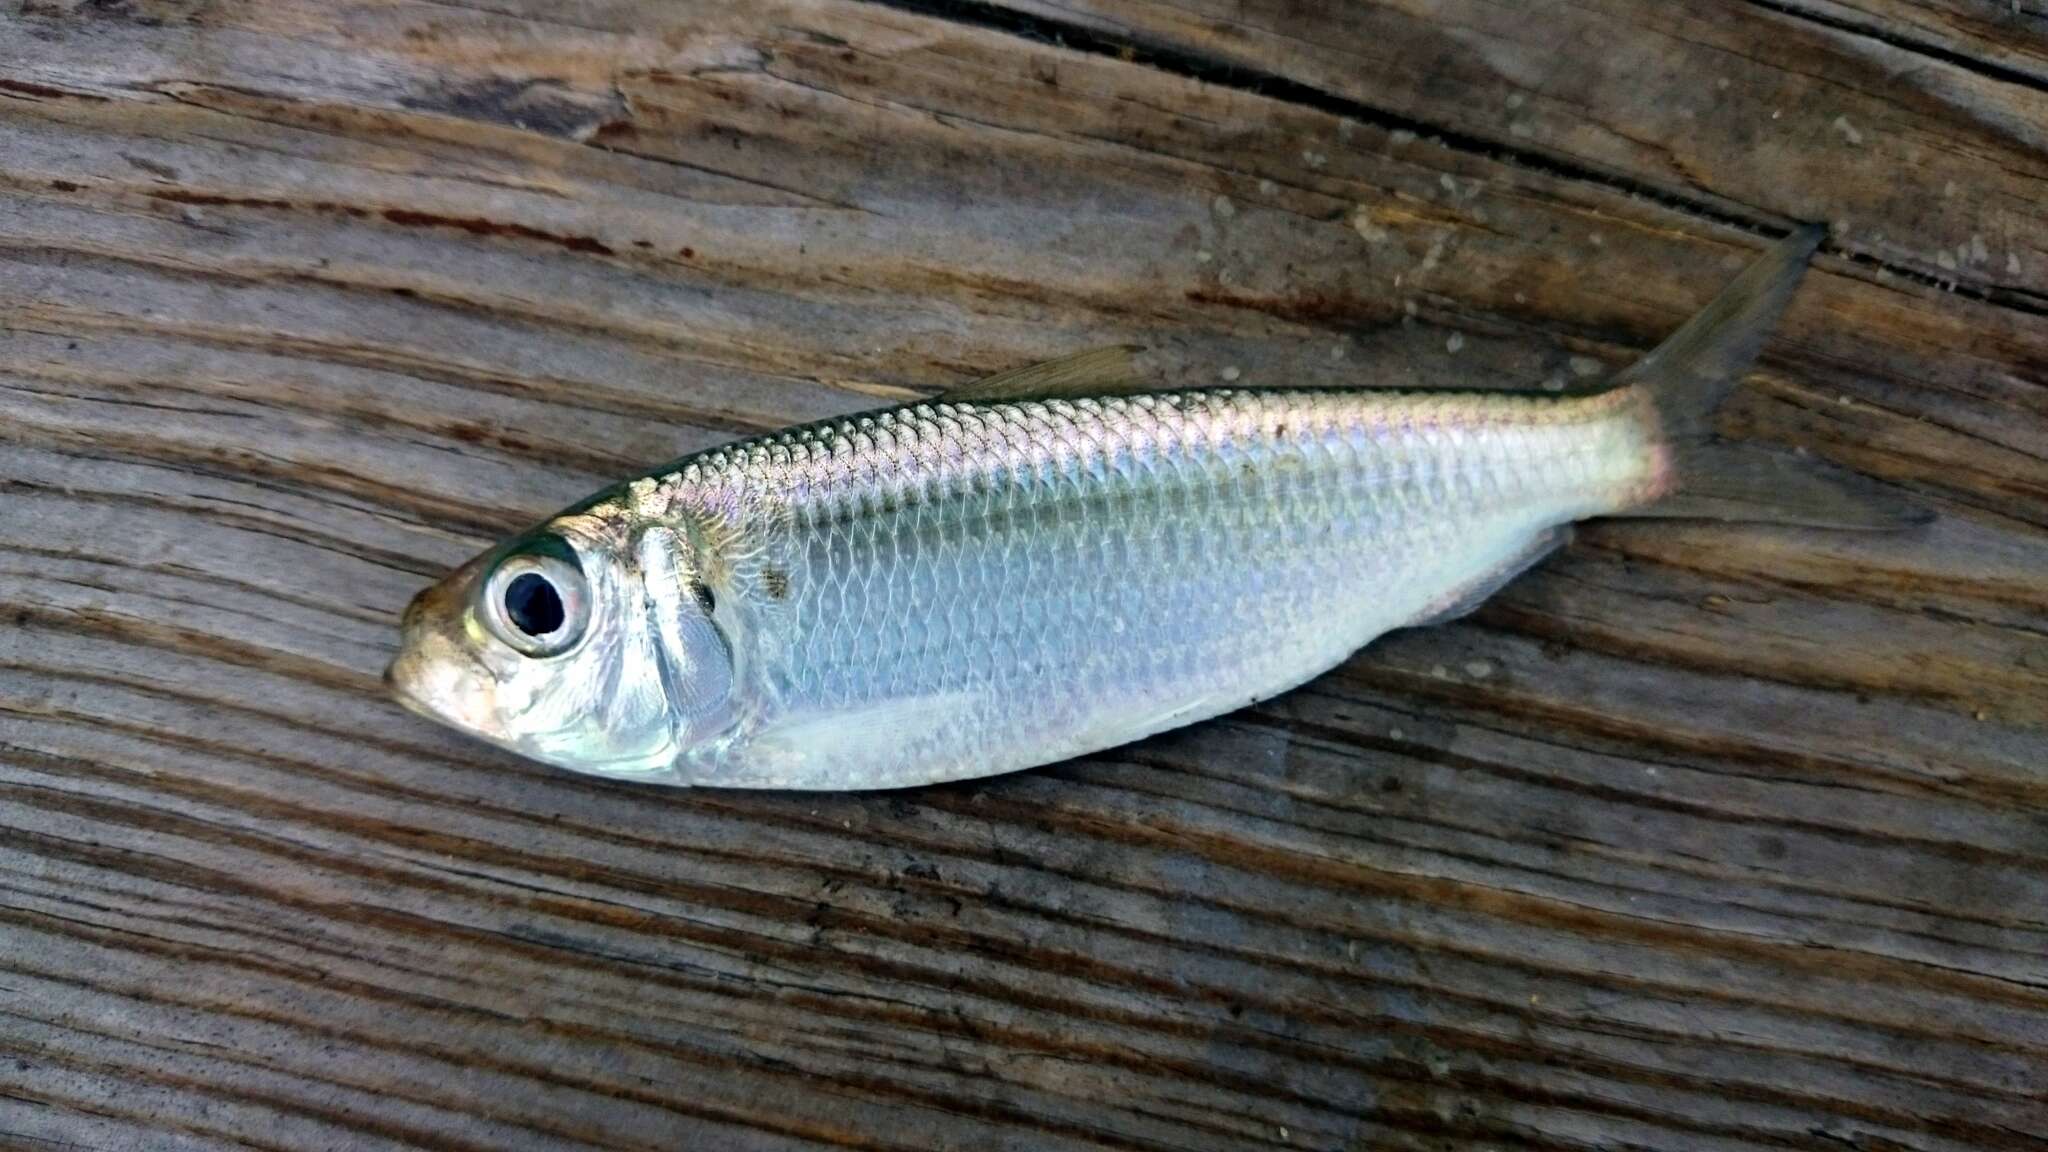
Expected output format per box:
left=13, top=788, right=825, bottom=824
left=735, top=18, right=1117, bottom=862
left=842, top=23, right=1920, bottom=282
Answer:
left=386, top=505, right=735, bottom=782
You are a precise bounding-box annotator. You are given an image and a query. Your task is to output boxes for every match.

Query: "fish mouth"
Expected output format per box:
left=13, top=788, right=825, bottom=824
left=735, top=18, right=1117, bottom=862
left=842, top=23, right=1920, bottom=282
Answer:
left=383, top=658, right=442, bottom=722
left=384, top=635, right=501, bottom=738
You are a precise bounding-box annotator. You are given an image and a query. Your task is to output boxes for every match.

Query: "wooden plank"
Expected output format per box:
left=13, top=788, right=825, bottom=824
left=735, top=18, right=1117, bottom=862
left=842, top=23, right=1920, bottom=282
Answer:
left=984, top=0, right=2048, bottom=304
left=1, top=0, right=2044, bottom=1148
left=1761, top=0, right=2048, bottom=83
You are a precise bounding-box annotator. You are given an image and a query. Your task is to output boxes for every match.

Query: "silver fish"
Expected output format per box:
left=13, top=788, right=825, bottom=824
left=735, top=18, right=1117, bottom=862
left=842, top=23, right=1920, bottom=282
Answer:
left=387, top=227, right=1919, bottom=788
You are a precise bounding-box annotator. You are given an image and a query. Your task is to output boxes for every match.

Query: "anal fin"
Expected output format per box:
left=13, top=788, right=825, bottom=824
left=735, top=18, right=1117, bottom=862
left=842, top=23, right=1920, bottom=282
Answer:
left=1408, top=527, right=1572, bottom=628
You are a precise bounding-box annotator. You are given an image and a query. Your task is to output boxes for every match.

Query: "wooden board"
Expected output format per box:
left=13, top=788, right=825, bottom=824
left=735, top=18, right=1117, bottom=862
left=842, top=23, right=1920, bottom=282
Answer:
left=2, top=0, right=2045, bottom=1148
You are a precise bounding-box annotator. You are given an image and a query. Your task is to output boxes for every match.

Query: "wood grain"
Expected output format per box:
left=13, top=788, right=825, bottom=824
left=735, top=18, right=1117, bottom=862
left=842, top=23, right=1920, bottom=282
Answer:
left=1, top=0, right=2044, bottom=1148
left=985, top=0, right=2048, bottom=304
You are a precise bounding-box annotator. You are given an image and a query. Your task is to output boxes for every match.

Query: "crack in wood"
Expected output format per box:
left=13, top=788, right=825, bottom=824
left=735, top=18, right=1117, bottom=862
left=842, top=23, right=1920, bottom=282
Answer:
left=1741, top=0, right=2048, bottom=93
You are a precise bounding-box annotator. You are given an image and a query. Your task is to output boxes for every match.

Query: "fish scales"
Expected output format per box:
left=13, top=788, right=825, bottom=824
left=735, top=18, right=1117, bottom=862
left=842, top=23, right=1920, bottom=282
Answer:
left=653, top=388, right=1655, bottom=787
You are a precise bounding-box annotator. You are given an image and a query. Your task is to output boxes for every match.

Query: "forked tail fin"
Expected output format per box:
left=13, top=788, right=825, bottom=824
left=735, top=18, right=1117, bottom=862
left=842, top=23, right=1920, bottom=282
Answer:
left=1609, top=225, right=1929, bottom=530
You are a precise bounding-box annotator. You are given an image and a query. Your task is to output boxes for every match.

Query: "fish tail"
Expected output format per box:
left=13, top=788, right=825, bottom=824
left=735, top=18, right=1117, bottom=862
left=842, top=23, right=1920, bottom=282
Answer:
left=1609, top=224, right=1929, bottom=530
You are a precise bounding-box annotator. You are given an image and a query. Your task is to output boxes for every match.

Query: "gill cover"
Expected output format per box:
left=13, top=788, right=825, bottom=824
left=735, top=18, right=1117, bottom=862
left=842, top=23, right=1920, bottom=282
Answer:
left=638, top=525, right=736, bottom=751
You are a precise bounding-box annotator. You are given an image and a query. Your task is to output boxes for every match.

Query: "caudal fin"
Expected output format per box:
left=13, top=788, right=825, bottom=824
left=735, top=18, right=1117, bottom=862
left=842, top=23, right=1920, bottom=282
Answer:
left=1610, top=225, right=1929, bottom=530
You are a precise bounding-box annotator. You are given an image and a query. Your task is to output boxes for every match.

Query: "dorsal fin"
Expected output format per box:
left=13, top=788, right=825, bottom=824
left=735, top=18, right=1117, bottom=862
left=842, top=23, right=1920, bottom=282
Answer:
left=940, top=345, right=1146, bottom=403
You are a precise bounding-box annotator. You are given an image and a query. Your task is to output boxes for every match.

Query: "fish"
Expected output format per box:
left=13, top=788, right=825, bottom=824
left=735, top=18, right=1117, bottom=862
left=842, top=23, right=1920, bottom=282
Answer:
left=386, top=226, right=1923, bottom=789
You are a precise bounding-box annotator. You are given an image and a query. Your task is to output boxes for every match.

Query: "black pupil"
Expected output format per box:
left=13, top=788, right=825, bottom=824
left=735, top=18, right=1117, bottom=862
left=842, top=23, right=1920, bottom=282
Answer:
left=504, top=572, right=565, bottom=637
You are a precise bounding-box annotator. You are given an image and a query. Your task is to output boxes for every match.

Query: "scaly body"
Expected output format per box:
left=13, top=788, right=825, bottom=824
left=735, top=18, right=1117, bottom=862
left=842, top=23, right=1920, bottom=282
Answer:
left=660, top=387, right=1656, bottom=787
left=388, top=227, right=1919, bottom=789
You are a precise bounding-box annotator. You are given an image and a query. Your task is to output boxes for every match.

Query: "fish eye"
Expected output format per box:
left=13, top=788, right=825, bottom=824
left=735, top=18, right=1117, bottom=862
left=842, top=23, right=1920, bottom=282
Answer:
left=504, top=573, right=564, bottom=636
left=481, top=542, right=588, bottom=657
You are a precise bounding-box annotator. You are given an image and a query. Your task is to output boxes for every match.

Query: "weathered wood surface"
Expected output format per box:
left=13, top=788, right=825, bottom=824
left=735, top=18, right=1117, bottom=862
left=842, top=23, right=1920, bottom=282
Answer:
left=2, top=0, right=2046, bottom=1147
